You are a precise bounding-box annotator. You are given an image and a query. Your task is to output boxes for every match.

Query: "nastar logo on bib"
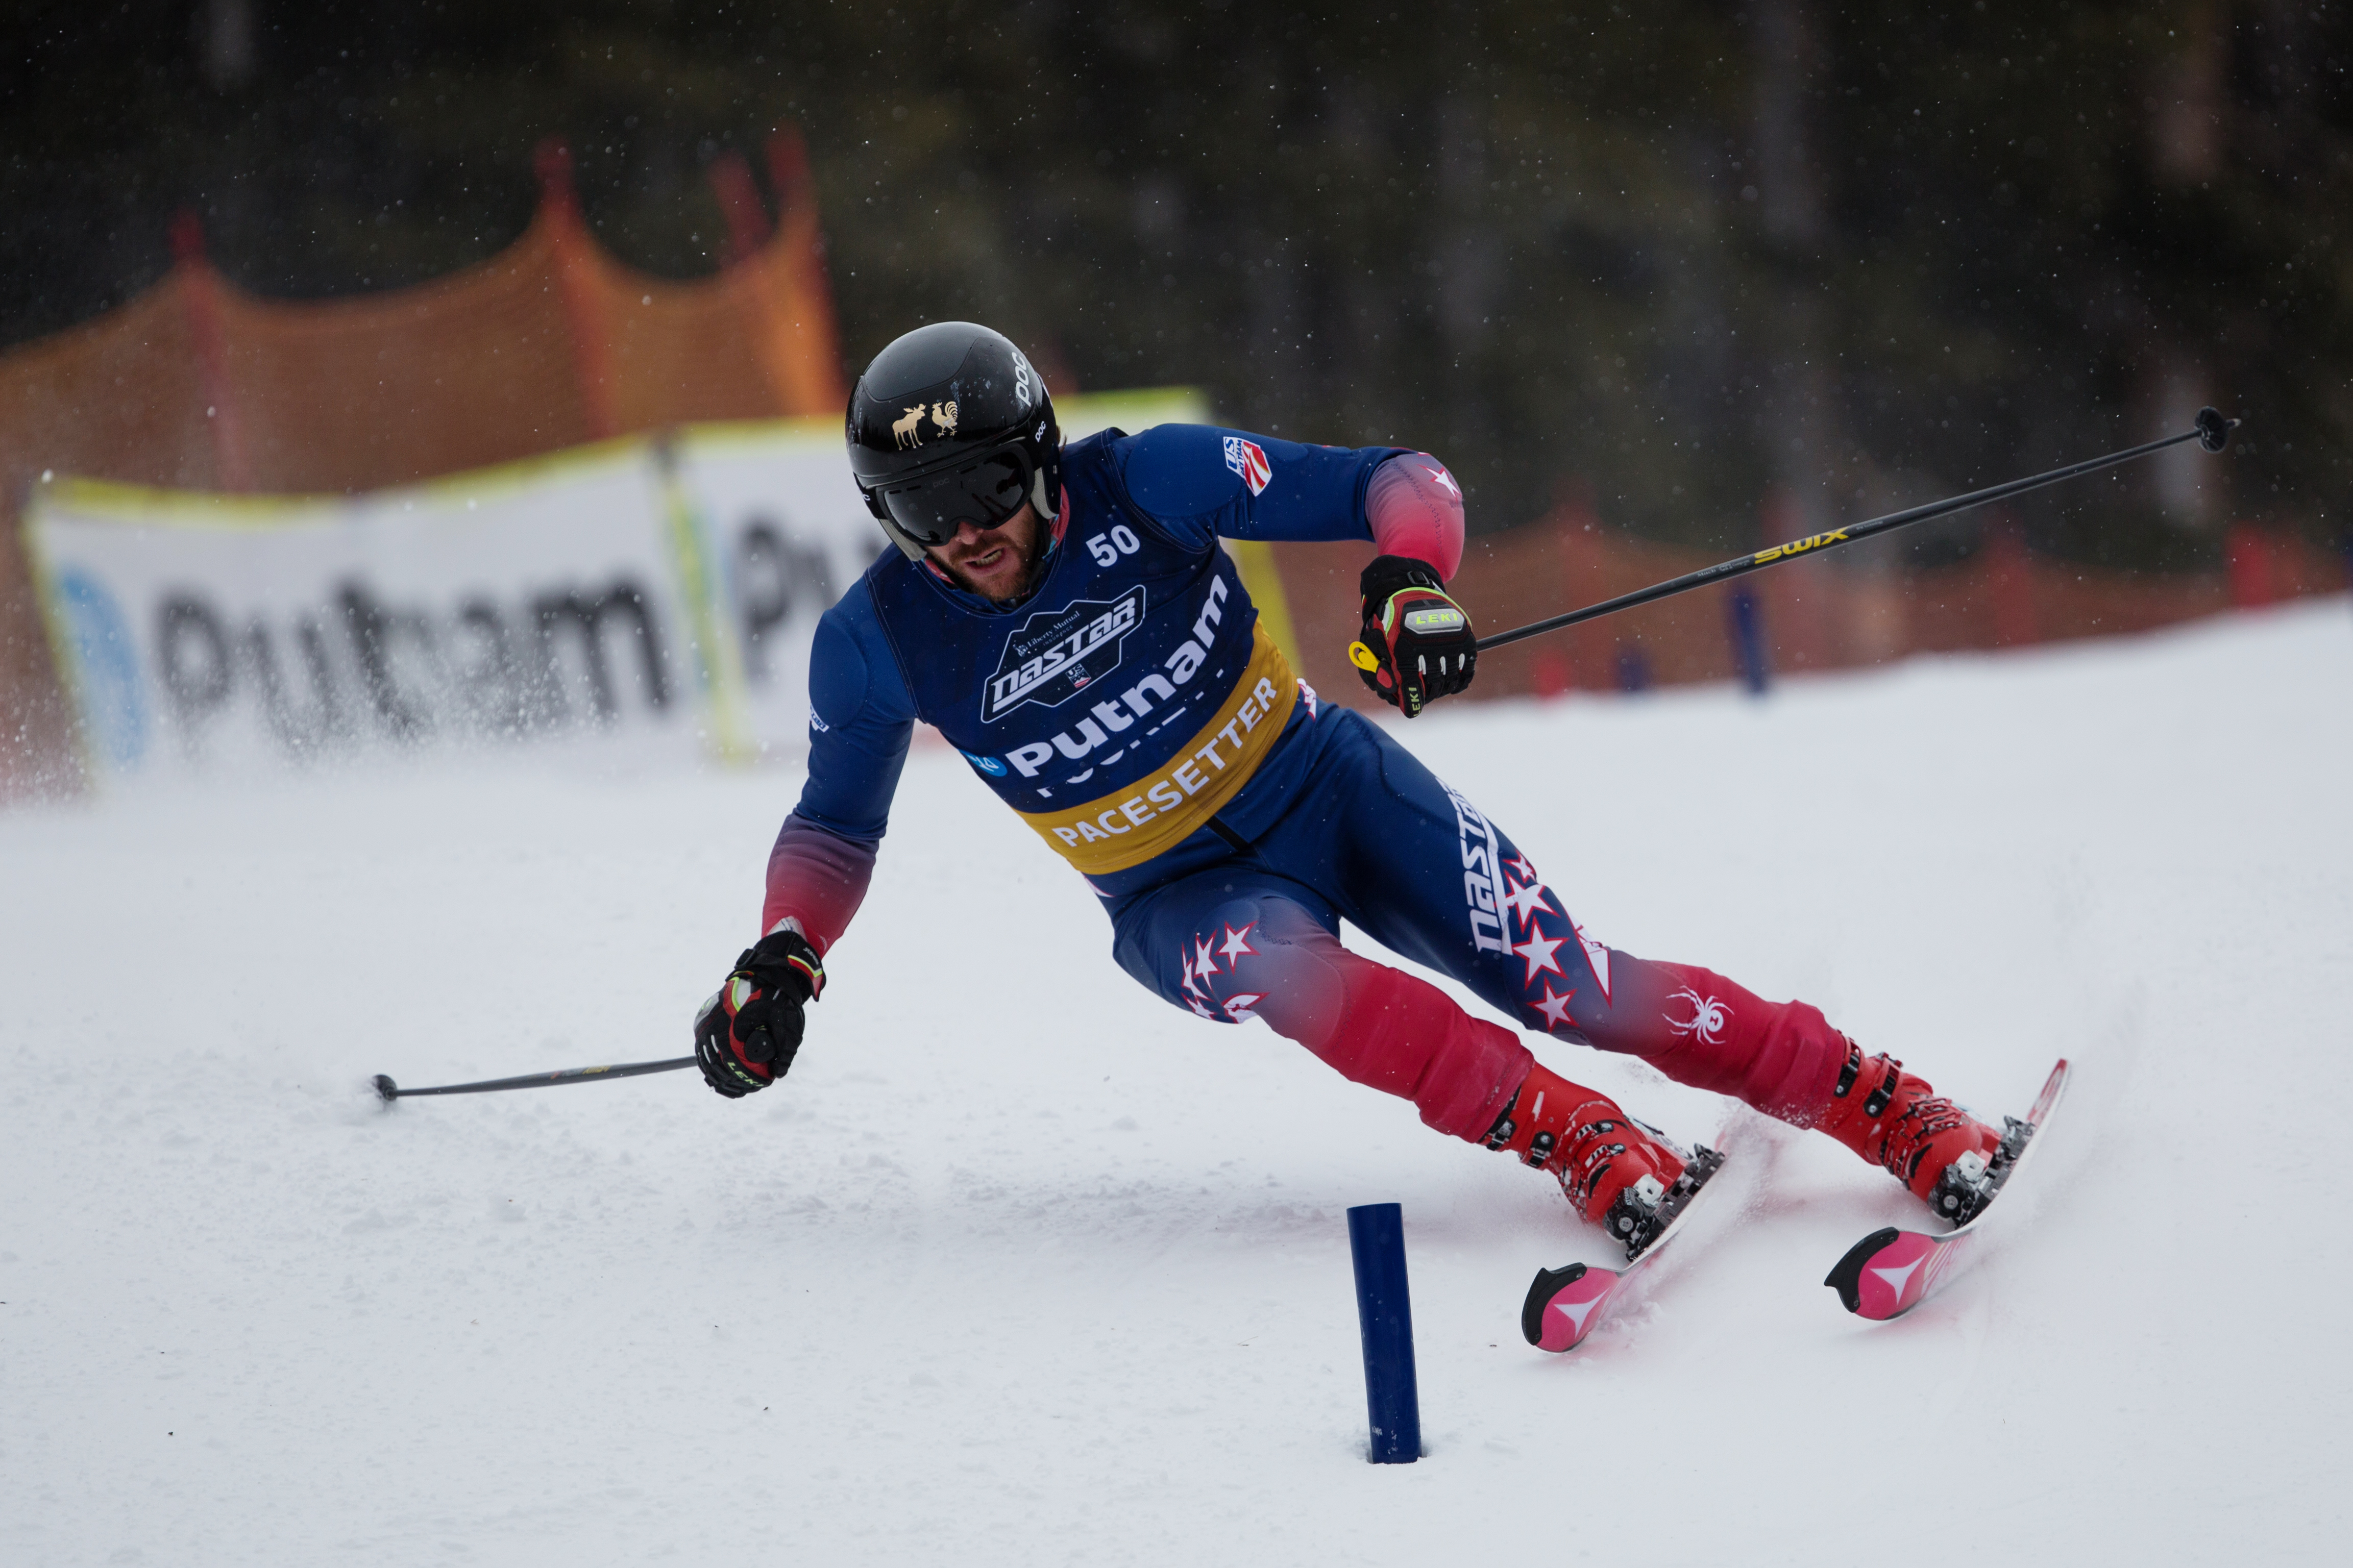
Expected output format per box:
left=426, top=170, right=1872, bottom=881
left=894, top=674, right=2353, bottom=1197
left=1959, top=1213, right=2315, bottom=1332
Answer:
left=982, top=585, right=1147, bottom=724
left=1223, top=436, right=1271, bottom=495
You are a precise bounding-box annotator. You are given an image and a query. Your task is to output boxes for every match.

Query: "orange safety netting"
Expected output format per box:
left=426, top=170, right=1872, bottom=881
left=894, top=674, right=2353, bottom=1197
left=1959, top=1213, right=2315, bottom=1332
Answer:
left=4, top=133, right=2343, bottom=799
left=0, top=135, right=845, bottom=799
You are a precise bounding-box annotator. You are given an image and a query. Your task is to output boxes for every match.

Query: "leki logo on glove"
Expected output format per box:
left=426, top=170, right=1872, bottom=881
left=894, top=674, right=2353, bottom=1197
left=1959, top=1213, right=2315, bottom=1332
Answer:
left=982, top=584, right=1147, bottom=723
left=1222, top=436, right=1271, bottom=495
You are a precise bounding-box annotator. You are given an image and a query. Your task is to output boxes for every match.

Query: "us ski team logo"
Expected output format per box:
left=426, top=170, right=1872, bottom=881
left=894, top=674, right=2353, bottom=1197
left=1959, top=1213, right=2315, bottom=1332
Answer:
left=1223, top=436, right=1271, bottom=495
left=981, top=584, right=1147, bottom=724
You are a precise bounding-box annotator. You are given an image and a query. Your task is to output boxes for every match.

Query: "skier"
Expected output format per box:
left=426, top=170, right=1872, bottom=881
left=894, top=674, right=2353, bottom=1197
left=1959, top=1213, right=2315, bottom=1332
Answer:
left=693, top=320, right=2006, bottom=1255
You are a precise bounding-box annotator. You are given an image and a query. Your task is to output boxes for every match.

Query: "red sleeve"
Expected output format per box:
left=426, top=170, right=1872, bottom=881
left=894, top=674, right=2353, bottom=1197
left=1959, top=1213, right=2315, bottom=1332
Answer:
left=1364, top=453, right=1465, bottom=582
left=761, top=814, right=877, bottom=954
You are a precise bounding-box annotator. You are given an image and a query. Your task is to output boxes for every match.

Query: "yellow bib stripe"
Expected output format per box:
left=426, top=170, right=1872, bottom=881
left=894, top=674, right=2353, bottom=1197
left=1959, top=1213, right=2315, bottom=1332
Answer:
left=1016, top=625, right=1299, bottom=875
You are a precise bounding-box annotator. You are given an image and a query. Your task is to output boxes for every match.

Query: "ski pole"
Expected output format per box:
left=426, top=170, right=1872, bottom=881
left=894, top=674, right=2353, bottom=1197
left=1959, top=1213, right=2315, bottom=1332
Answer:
left=372, top=1055, right=697, bottom=1103
left=1455, top=407, right=2238, bottom=656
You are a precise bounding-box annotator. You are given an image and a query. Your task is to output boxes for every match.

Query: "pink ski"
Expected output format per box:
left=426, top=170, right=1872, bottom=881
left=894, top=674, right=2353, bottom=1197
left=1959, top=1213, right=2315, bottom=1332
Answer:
left=1521, top=1147, right=1726, bottom=1353
left=1824, top=1058, right=2070, bottom=1321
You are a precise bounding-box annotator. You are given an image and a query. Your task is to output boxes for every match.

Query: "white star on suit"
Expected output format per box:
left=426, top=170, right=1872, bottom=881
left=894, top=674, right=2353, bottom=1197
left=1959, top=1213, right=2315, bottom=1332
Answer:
left=1512, top=930, right=1565, bottom=984
left=1193, top=935, right=1221, bottom=981
left=1503, top=876, right=1555, bottom=930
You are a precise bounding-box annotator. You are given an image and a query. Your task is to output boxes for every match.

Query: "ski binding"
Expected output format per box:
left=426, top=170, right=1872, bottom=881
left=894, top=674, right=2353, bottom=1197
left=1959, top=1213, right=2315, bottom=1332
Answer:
left=1521, top=1145, right=1726, bottom=1354
left=1823, top=1057, right=2070, bottom=1321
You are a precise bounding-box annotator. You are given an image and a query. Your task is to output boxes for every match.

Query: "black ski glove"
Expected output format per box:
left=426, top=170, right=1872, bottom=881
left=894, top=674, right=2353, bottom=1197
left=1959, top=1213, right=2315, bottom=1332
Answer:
left=694, top=928, right=826, bottom=1099
left=1352, top=554, right=1478, bottom=718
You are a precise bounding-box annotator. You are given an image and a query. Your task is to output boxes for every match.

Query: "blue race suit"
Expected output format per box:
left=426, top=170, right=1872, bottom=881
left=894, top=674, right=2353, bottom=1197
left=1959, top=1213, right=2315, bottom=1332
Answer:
left=762, top=425, right=1854, bottom=1144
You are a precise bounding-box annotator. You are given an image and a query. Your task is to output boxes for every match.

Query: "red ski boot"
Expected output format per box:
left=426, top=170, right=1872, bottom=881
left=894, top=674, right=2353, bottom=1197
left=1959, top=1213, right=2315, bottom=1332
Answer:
left=1815, top=1041, right=2004, bottom=1223
left=1484, top=1062, right=1694, bottom=1256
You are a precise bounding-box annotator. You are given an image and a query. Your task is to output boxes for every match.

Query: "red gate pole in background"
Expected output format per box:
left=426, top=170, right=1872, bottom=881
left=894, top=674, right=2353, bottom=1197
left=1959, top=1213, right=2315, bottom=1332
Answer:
left=168, top=210, right=253, bottom=490
left=707, top=145, right=798, bottom=419
left=1984, top=511, right=2040, bottom=648
left=765, top=125, right=849, bottom=412
left=2226, top=522, right=2276, bottom=609
left=707, top=150, right=772, bottom=268
left=534, top=140, right=622, bottom=441
left=1757, top=486, right=1836, bottom=672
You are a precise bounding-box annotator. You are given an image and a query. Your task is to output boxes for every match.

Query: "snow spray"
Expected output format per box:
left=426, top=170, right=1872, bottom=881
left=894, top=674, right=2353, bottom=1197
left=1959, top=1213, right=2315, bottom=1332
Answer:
left=1345, top=1203, right=1421, bottom=1464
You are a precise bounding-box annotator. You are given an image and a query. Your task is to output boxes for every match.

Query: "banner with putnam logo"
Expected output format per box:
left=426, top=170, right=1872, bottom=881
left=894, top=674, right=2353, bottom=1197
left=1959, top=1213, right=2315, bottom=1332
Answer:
left=27, top=443, right=712, bottom=782
left=28, top=388, right=1230, bottom=786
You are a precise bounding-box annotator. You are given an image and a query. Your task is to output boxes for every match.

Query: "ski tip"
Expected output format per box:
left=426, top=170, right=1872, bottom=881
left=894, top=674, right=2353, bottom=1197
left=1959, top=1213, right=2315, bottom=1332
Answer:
left=1823, top=1227, right=1902, bottom=1314
left=2030, top=1058, right=2071, bottom=1125
left=1521, top=1262, right=1587, bottom=1347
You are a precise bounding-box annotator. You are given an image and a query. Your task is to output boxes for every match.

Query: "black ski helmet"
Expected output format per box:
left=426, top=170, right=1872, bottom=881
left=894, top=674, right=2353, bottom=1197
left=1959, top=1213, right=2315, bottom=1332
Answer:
left=846, top=321, right=1062, bottom=561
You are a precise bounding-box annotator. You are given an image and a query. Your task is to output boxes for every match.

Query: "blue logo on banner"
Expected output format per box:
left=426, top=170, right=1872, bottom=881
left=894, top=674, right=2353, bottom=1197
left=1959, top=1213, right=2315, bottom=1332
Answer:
left=57, top=569, right=150, bottom=768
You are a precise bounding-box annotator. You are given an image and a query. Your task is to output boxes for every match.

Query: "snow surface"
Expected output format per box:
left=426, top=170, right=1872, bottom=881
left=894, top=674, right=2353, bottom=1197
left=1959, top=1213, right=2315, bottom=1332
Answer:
left=5, top=599, right=2349, bottom=1566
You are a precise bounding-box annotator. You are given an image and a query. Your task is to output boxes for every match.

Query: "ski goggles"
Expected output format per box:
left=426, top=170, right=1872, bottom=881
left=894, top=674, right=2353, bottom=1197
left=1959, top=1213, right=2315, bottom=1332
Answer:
left=869, top=447, right=1036, bottom=546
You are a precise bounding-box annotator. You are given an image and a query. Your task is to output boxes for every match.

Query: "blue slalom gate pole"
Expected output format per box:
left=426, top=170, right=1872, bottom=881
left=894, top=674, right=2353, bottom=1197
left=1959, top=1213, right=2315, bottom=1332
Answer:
left=1345, top=1203, right=1421, bottom=1464
left=1727, top=586, right=1771, bottom=696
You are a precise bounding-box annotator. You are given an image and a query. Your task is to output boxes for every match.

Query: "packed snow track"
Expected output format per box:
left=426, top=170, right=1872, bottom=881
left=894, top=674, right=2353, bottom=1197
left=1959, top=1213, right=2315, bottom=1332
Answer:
left=5, top=600, right=2347, bottom=1565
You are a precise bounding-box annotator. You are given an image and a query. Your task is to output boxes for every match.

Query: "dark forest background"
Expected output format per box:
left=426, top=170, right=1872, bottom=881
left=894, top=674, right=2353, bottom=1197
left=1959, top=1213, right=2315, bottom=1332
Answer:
left=3, top=0, right=2346, bottom=566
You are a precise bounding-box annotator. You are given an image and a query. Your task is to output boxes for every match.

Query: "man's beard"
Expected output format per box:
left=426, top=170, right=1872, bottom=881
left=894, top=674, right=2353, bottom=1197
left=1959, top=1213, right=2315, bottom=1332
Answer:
left=947, top=530, right=1047, bottom=603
